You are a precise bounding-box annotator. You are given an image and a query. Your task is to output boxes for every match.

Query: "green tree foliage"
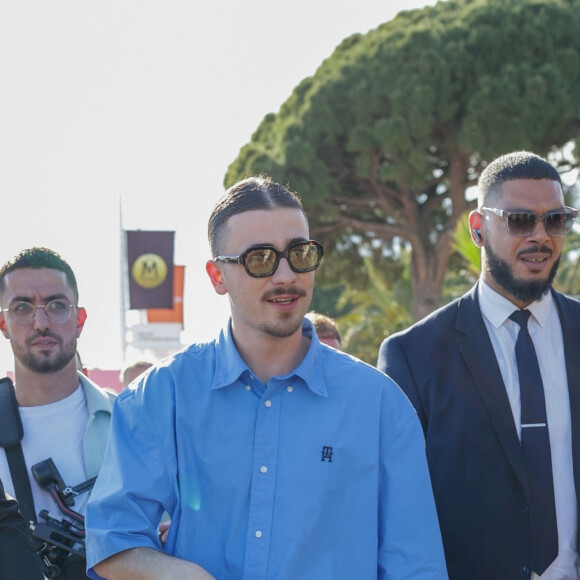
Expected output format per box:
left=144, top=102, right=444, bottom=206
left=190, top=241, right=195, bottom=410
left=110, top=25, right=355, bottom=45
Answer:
left=553, top=230, right=580, bottom=296
left=225, top=0, right=580, bottom=321
left=334, top=257, right=412, bottom=364
left=309, top=253, right=412, bottom=363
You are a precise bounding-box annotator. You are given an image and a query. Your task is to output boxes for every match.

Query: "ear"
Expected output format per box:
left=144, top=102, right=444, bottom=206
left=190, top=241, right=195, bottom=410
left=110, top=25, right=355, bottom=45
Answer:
left=469, top=211, right=484, bottom=246
left=206, top=260, right=228, bottom=296
left=76, top=307, right=88, bottom=337
left=0, top=313, right=8, bottom=338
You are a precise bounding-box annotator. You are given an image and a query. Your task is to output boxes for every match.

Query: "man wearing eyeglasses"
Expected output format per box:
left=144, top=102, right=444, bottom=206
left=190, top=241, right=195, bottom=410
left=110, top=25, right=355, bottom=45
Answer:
left=0, top=247, right=116, bottom=579
left=378, top=151, right=580, bottom=580
left=85, top=176, right=447, bottom=580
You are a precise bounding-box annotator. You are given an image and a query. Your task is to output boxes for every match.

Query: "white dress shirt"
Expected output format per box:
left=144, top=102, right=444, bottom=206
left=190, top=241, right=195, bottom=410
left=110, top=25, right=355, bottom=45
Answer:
left=478, top=281, right=579, bottom=579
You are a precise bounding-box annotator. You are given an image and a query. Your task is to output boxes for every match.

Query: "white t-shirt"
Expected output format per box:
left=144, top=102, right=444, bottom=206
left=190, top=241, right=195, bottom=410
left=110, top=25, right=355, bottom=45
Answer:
left=0, top=383, right=90, bottom=520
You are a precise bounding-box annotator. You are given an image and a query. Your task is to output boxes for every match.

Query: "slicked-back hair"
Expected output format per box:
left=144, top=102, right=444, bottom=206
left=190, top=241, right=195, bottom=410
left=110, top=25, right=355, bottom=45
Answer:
left=0, top=247, right=79, bottom=304
left=477, top=151, right=562, bottom=207
left=208, top=176, right=306, bottom=256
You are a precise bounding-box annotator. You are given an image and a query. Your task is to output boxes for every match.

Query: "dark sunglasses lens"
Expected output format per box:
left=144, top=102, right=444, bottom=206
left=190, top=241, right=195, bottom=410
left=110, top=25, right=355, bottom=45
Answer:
left=507, top=212, right=536, bottom=235
left=546, top=212, right=573, bottom=235
left=288, top=242, right=322, bottom=272
left=245, top=248, right=278, bottom=276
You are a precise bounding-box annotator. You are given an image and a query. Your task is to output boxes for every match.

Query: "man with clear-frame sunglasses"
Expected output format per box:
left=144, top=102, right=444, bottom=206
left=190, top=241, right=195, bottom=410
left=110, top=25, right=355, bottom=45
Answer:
left=378, top=151, right=580, bottom=579
left=86, top=175, right=447, bottom=580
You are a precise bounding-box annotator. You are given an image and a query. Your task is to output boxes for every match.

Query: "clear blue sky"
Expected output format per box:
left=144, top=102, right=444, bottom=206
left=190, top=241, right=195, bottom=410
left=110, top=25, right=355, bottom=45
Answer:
left=0, top=0, right=438, bottom=371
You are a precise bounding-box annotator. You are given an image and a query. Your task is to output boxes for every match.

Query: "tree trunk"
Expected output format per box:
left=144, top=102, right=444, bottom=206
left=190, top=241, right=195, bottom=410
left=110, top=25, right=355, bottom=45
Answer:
left=409, top=229, right=456, bottom=322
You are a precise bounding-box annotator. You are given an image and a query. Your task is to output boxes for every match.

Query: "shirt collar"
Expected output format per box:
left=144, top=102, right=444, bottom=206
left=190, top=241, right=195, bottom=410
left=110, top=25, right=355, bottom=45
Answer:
left=211, top=318, right=328, bottom=397
left=291, top=319, right=328, bottom=397
left=211, top=320, right=251, bottom=390
left=78, top=373, right=115, bottom=415
left=478, top=279, right=553, bottom=328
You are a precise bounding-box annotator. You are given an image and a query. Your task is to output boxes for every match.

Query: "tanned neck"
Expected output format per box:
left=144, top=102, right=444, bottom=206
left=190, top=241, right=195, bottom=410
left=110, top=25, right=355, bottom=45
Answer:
left=14, top=362, right=80, bottom=407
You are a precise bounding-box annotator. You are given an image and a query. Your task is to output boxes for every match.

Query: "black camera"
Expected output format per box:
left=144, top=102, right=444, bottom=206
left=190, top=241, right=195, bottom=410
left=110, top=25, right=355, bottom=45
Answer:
left=30, top=458, right=96, bottom=579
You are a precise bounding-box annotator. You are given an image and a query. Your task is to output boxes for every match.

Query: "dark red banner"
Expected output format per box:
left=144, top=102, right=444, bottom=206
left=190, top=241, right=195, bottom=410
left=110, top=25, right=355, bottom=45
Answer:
left=126, top=230, right=174, bottom=309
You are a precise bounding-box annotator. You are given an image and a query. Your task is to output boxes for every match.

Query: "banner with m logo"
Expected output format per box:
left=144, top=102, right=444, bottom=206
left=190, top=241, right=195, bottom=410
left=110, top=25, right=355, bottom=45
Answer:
left=127, top=230, right=174, bottom=309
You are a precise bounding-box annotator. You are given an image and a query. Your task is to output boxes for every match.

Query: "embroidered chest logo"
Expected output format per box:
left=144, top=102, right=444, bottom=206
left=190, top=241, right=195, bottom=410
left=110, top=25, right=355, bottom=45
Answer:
left=321, top=446, right=334, bottom=462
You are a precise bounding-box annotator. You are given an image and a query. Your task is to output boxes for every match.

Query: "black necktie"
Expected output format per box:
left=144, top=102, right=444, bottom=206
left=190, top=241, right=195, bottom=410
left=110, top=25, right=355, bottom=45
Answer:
left=510, top=309, right=558, bottom=574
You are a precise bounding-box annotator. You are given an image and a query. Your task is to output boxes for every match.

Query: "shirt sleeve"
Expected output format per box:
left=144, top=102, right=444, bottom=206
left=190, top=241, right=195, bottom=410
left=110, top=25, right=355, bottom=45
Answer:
left=85, top=379, right=178, bottom=576
left=377, top=384, right=448, bottom=579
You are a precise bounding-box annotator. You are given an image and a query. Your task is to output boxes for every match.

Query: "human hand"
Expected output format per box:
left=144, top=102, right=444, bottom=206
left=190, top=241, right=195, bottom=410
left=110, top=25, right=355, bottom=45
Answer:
left=158, top=519, right=171, bottom=544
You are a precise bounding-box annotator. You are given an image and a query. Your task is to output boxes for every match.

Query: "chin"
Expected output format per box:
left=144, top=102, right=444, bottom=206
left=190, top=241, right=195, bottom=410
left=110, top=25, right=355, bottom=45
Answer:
left=262, top=318, right=303, bottom=339
left=486, top=245, right=559, bottom=305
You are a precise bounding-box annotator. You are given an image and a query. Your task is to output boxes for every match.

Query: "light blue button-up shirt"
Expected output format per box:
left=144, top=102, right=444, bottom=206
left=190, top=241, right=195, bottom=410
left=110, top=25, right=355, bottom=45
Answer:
left=86, top=320, right=447, bottom=579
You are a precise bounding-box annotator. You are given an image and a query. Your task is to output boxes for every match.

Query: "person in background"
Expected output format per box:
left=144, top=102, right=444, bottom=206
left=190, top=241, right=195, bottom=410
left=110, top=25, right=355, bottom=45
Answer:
left=378, top=151, right=580, bottom=579
left=121, top=360, right=153, bottom=388
left=86, top=175, right=447, bottom=580
left=0, top=247, right=116, bottom=579
left=305, top=311, right=342, bottom=350
left=0, top=476, right=45, bottom=580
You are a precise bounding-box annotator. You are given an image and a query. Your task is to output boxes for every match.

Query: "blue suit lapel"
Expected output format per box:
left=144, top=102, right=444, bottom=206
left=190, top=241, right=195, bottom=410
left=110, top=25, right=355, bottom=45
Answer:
left=454, top=284, right=528, bottom=492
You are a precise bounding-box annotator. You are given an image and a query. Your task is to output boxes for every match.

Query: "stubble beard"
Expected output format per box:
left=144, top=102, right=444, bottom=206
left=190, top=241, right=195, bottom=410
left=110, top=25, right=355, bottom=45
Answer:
left=259, top=286, right=309, bottom=338
left=14, top=332, right=77, bottom=374
left=260, top=314, right=304, bottom=338
left=485, top=241, right=559, bottom=304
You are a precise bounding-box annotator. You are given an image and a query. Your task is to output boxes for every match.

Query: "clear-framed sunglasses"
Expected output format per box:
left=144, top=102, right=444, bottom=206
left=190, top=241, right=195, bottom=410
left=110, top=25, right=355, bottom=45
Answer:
left=481, top=206, right=578, bottom=237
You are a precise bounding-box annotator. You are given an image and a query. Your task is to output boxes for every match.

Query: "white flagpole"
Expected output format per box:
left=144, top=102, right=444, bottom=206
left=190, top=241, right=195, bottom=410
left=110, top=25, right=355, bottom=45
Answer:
left=119, top=196, right=128, bottom=363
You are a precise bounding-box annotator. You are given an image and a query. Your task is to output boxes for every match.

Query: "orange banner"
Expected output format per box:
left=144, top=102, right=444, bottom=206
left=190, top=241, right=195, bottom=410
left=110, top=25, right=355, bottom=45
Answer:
left=146, top=265, right=185, bottom=328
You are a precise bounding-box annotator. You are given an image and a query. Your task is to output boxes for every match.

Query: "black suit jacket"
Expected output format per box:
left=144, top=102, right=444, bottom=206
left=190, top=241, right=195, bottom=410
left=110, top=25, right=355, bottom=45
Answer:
left=377, top=284, right=580, bottom=580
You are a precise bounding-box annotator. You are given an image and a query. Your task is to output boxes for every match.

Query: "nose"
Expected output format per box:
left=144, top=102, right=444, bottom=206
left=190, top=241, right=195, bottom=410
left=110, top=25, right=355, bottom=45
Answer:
left=32, top=305, right=51, bottom=329
left=271, top=257, right=297, bottom=284
left=527, top=217, right=550, bottom=243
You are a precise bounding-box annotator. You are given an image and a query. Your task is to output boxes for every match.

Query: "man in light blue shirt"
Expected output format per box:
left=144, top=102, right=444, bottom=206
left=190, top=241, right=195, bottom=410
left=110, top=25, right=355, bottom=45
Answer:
left=86, top=176, right=446, bottom=580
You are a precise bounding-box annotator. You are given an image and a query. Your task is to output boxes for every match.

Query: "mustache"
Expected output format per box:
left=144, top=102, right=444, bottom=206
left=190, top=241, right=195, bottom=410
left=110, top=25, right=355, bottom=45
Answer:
left=26, top=330, right=63, bottom=346
left=262, top=286, right=307, bottom=300
left=517, top=245, right=553, bottom=259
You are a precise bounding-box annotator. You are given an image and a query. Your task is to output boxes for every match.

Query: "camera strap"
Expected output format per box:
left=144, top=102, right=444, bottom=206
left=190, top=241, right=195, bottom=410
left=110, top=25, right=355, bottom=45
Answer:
left=0, top=377, right=37, bottom=524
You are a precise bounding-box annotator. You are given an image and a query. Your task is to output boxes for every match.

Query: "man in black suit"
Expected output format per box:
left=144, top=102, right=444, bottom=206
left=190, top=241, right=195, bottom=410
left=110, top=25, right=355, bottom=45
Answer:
left=377, top=151, right=580, bottom=580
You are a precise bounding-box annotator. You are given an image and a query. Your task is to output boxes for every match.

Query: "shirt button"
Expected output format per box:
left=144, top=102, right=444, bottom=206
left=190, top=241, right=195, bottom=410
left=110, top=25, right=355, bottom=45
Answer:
left=260, top=466, right=268, bottom=474
left=265, top=400, right=272, bottom=408
left=245, top=385, right=251, bottom=391
left=287, top=385, right=294, bottom=392
left=255, top=530, right=262, bottom=538
left=520, top=566, right=530, bottom=577
left=523, top=505, right=530, bottom=515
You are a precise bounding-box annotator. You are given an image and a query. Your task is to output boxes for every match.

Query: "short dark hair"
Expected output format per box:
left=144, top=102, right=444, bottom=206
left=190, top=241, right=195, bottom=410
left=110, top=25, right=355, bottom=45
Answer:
left=208, top=176, right=306, bottom=256
left=478, top=151, right=562, bottom=207
left=0, top=247, right=79, bottom=303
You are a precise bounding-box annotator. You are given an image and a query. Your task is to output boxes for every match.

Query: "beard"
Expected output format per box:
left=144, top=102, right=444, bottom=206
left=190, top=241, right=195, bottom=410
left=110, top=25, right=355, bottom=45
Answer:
left=485, top=241, right=559, bottom=304
left=259, top=314, right=305, bottom=338
left=259, top=286, right=309, bottom=338
left=13, top=331, right=77, bottom=374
